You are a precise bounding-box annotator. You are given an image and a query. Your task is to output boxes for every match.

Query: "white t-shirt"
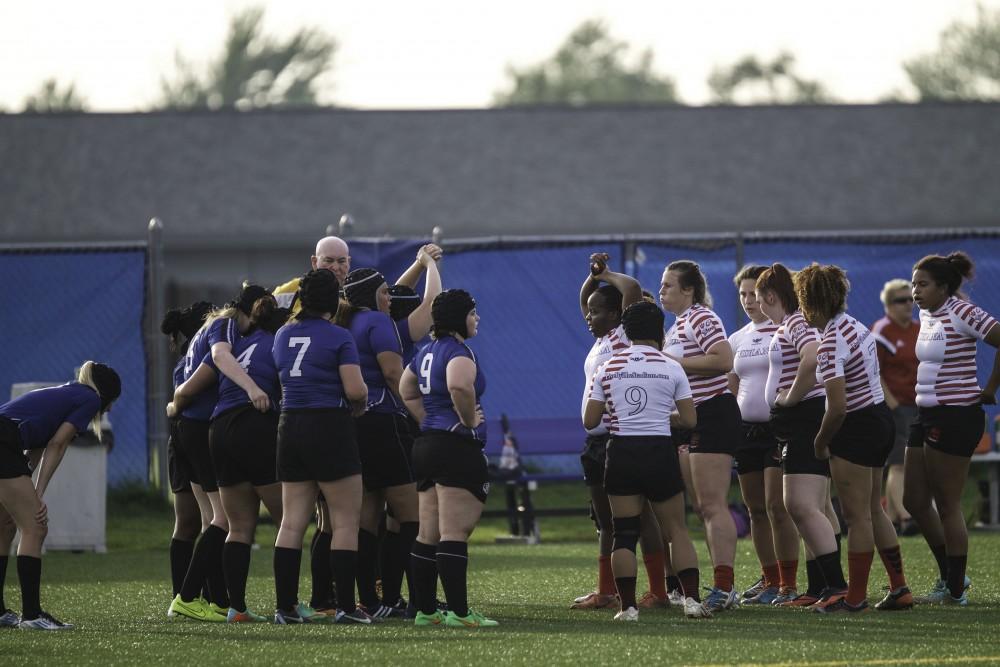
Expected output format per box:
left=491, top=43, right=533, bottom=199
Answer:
left=816, top=312, right=884, bottom=413
left=582, top=324, right=630, bottom=435
left=915, top=296, right=998, bottom=407
left=590, top=344, right=692, bottom=437
left=729, top=319, right=779, bottom=423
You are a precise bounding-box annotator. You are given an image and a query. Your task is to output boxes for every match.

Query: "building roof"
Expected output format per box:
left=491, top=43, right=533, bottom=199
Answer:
left=2, top=103, right=998, bottom=244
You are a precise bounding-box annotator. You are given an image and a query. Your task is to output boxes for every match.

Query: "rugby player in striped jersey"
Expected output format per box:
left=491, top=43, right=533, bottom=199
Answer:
left=906, top=252, right=1000, bottom=605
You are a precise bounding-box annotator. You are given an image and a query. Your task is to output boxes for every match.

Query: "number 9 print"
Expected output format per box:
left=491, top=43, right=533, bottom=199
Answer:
left=624, top=386, right=647, bottom=416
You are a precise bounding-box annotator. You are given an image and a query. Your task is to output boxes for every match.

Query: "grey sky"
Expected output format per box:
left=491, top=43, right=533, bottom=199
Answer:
left=0, top=0, right=993, bottom=110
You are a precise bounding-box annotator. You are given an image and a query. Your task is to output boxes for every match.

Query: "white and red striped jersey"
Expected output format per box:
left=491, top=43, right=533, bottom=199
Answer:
left=766, top=311, right=824, bottom=408
left=915, top=296, right=999, bottom=407
left=663, top=304, right=730, bottom=406
left=582, top=324, right=631, bottom=435
left=816, top=312, right=884, bottom=413
left=590, top=344, right=691, bottom=437
left=730, top=319, right=779, bottom=423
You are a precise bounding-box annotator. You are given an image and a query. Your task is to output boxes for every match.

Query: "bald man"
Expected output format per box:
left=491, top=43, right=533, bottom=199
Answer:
left=274, top=236, right=351, bottom=316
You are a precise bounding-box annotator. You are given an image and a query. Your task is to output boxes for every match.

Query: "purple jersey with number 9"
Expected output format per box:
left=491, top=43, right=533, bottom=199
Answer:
left=407, top=336, right=487, bottom=443
left=273, top=318, right=360, bottom=410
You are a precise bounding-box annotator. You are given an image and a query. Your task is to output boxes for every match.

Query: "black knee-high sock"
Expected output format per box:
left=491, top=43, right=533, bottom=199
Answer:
left=382, top=522, right=419, bottom=604
left=273, top=547, right=301, bottom=612
left=615, top=576, right=638, bottom=610
left=179, top=525, right=227, bottom=603
left=379, top=529, right=402, bottom=603
left=834, top=533, right=842, bottom=558
left=666, top=574, right=682, bottom=595
left=930, top=543, right=949, bottom=581
left=946, top=555, right=968, bottom=599
left=330, top=550, right=357, bottom=612
left=0, top=555, right=8, bottom=611
left=816, top=550, right=847, bottom=590
left=169, top=539, right=194, bottom=597
left=356, top=529, right=380, bottom=609
left=208, top=535, right=230, bottom=608
left=805, top=559, right=824, bottom=596
left=17, top=555, right=41, bottom=620
left=678, top=567, right=700, bottom=602
left=411, top=540, right=438, bottom=615
left=436, top=541, right=469, bottom=618
left=223, top=541, right=252, bottom=613
left=309, top=531, right=333, bottom=608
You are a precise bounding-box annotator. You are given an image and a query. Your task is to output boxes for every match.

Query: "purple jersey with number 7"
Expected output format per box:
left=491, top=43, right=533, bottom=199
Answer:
left=407, top=336, right=487, bottom=443
left=273, top=317, right=360, bottom=410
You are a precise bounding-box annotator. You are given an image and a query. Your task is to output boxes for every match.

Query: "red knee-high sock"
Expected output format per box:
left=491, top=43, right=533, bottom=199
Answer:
left=847, top=551, right=874, bottom=606
left=778, top=560, right=798, bottom=590
left=762, top=563, right=780, bottom=589
left=598, top=556, right=615, bottom=596
left=878, top=546, right=907, bottom=591
left=713, top=565, right=734, bottom=593
left=643, top=551, right=668, bottom=599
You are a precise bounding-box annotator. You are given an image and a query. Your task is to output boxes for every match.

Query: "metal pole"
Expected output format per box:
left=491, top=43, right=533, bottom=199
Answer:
left=339, top=213, right=355, bottom=239
left=147, top=218, right=169, bottom=496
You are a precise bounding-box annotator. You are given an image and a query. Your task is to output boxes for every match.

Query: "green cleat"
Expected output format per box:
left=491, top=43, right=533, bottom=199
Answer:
left=295, top=602, right=333, bottom=624
left=414, top=610, right=445, bottom=626
left=444, top=609, right=499, bottom=628
left=228, top=607, right=268, bottom=623
left=169, top=595, right=226, bottom=622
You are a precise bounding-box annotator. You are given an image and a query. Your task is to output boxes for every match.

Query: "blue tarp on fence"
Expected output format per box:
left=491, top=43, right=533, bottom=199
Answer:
left=0, top=249, right=148, bottom=485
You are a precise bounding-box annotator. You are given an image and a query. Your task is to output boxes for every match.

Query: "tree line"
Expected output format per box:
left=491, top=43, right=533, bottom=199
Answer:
left=13, top=6, right=1000, bottom=112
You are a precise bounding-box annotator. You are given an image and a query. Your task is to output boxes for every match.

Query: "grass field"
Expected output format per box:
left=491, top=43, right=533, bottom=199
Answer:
left=3, top=484, right=1000, bottom=666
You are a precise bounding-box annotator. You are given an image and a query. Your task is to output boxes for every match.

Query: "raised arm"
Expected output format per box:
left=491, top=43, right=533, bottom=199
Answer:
left=396, top=244, right=443, bottom=288
left=407, top=252, right=442, bottom=341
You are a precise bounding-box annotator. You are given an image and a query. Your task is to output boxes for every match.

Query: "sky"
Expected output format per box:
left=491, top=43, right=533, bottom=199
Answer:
left=0, top=0, right=995, bottom=111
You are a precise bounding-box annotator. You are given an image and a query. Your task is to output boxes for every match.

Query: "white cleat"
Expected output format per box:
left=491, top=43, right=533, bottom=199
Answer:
left=613, top=606, right=639, bottom=622
left=684, top=597, right=713, bottom=619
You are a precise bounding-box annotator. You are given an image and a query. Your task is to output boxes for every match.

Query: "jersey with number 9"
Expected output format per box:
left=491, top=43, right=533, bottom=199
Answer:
left=273, top=317, right=361, bottom=410
left=407, top=336, right=487, bottom=443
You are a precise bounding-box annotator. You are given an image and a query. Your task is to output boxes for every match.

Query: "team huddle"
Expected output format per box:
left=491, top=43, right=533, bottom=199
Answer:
left=577, top=251, right=1000, bottom=621
left=0, top=236, right=996, bottom=631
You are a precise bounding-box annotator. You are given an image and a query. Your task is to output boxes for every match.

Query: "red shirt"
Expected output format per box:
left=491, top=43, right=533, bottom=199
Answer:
left=871, top=315, right=919, bottom=405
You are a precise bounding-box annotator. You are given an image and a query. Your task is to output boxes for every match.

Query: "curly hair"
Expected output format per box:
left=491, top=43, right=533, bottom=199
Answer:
left=794, top=262, right=850, bottom=326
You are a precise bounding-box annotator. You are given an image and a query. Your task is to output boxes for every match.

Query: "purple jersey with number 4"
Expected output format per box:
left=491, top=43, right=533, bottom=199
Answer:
left=205, top=327, right=281, bottom=418
left=181, top=324, right=220, bottom=421
left=0, top=383, right=102, bottom=450
left=408, top=336, right=487, bottom=443
left=273, top=317, right=360, bottom=410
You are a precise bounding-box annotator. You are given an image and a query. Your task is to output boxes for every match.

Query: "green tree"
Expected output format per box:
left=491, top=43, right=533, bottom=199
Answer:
left=493, top=20, right=679, bottom=106
left=158, top=6, right=337, bottom=110
left=708, top=52, right=835, bottom=104
left=22, top=78, right=88, bottom=112
left=904, top=5, right=1000, bottom=101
